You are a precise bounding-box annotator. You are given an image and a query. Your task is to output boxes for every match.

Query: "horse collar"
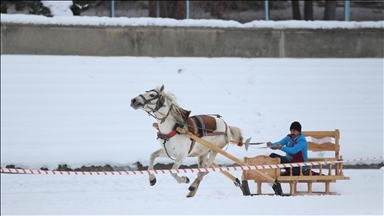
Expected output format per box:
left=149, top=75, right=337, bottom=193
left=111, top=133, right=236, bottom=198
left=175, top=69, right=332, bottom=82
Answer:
left=156, top=123, right=195, bottom=160
left=156, top=123, right=183, bottom=160
left=156, top=123, right=183, bottom=141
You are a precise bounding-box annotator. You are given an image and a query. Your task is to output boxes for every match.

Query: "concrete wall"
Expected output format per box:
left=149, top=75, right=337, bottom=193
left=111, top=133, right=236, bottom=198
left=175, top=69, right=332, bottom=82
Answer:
left=1, top=23, right=383, bottom=57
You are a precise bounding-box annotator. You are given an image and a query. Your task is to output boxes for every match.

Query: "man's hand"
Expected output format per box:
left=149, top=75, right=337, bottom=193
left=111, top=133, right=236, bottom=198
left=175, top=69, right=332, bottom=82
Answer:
left=267, top=142, right=282, bottom=149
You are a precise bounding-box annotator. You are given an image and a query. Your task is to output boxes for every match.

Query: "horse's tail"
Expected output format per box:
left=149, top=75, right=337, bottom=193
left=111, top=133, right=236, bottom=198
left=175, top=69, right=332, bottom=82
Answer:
left=229, top=126, right=243, bottom=147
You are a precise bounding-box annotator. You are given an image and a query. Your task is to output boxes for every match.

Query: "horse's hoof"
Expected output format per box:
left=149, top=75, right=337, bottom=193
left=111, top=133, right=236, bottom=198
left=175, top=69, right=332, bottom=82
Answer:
left=150, top=178, right=157, bottom=186
left=188, top=185, right=196, bottom=191
left=187, top=190, right=196, bottom=198
left=185, top=177, right=190, bottom=184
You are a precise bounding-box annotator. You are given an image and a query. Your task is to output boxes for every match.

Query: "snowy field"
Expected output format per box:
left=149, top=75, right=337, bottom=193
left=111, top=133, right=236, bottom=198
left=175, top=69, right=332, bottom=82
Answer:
left=1, top=169, right=383, bottom=215
left=1, top=56, right=383, bottom=169
left=1, top=55, right=383, bottom=215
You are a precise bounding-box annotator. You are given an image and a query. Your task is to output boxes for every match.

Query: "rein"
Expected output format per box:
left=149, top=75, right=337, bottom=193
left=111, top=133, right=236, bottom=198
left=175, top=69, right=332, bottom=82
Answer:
left=146, top=104, right=174, bottom=124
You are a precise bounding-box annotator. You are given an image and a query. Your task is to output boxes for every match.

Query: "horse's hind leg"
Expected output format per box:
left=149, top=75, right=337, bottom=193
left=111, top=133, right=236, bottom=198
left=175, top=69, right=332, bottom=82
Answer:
left=188, top=153, right=208, bottom=191
left=186, top=152, right=210, bottom=198
left=187, top=172, right=208, bottom=198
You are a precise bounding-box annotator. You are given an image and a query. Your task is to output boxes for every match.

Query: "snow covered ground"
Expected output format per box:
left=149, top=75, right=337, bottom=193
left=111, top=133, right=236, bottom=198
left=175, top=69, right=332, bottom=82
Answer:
left=1, top=56, right=383, bottom=170
left=1, top=56, right=383, bottom=215
left=1, top=169, right=383, bottom=215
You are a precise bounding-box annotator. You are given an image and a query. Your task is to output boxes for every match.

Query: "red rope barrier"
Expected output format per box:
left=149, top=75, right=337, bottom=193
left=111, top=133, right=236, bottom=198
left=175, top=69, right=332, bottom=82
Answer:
left=1, top=156, right=382, bottom=176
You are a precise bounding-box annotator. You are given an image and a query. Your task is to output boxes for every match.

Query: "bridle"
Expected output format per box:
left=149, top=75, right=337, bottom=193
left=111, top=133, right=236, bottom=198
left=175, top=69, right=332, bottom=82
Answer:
left=140, top=88, right=180, bottom=160
left=139, top=89, right=173, bottom=124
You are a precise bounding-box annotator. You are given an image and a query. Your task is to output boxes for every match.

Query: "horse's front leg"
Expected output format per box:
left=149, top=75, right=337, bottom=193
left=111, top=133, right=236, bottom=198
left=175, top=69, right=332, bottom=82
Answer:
left=148, top=148, right=166, bottom=186
left=170, top=154, right=190, bottom=184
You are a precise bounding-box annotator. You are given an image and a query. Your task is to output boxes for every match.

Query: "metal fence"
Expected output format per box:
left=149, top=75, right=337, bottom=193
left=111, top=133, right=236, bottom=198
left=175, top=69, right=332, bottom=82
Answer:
left=2, top=1, right=384, bottom=22
left=105, top=0, right=363, bottom=22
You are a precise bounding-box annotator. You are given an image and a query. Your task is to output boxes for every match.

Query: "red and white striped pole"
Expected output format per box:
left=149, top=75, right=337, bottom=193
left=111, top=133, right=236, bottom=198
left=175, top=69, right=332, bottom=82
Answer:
left=1, top=156, right=382, bottom=176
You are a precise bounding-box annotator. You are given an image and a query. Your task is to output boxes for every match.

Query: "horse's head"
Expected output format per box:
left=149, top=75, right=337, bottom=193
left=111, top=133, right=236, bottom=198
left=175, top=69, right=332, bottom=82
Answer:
left=131, top=84, right=166, bottom=112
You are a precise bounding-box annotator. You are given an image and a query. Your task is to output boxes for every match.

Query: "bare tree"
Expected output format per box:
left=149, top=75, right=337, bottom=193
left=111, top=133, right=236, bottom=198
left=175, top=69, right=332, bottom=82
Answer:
left=159, top=1, right=167, bottom=18
left=149, top=1, right=184, bottom=19
left=148, top=0, right=157, bottom=17
left=291, top=0, right=301, bottom=20
left=324, top=1, right=337, bottom=20
left=1, top=1, right=7, bottom=13
left=304, top=0, right=313, bottom=20
left=166, top=1, right=185, bottom=20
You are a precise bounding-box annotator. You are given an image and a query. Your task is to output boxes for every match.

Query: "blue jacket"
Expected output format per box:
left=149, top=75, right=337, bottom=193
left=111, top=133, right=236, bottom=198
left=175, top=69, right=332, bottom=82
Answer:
left=272, top=133, right=308, bottom=169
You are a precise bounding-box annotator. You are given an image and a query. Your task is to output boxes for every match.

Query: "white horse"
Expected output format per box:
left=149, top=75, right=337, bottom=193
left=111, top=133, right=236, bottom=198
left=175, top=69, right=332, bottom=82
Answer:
left=130, top=84, right=244, bottom=197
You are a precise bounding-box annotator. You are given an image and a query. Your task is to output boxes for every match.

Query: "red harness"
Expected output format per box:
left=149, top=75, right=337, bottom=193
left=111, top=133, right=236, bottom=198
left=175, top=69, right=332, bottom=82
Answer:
left=156, top=126, right=196, bottom=158
left=157, top=128, right=177, bottom=139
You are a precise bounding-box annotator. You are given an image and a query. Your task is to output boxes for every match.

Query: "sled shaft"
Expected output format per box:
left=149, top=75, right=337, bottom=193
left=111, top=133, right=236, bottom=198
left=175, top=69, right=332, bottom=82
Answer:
left=176, top=127, right=276, bottom=185
left=212, top=162, right=238, bottom=182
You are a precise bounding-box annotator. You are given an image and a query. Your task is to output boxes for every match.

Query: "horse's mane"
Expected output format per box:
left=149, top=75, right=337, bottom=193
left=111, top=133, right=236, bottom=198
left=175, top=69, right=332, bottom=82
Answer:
left=158, top=88, right=191, bottom=124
